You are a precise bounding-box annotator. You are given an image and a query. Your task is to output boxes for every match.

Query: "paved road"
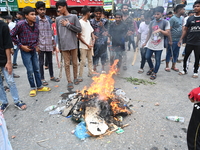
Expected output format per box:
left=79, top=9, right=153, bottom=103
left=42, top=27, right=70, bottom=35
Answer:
left=3, top=46, right=198, bottom=150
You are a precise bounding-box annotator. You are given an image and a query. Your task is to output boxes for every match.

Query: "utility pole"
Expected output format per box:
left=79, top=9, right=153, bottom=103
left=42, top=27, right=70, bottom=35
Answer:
left=5, top=0, right=10, bottom=15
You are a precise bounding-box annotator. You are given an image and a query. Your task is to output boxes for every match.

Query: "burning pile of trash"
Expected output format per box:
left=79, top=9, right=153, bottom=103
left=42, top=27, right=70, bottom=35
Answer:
left=45, top=60, right=132, bottom=139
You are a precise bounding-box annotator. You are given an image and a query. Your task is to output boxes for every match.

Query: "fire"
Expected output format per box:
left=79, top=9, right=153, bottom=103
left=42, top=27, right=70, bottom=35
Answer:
left=81, top=59, right=119, bottom=100
left=110, top=100, right=131, bottom=116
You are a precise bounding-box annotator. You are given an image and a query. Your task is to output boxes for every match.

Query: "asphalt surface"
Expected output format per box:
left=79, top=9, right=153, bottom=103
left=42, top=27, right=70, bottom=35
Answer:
left=3, top=46, right=198, bottom=150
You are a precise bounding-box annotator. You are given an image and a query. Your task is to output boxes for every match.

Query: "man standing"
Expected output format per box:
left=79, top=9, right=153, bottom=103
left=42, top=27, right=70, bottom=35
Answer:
left=35, top=1, right=60, bottom=86
left=136, top=13, right=151, bottom=74
left=178, top=1, right=200, bottom=78
left=11, top=6, right=51, bottom=97
left=78, top=6, right=95, bottom=81
left=121, top=4, right=135, bottom=70
left=109, top=12, right=127, bottom=74
left=56, top=0, right=81, bottom=89
left=143, top=6, right=170, bottom=80
left=0, top=19, right=26, bottom=112
left=90, top=7, right=108, bottom=73
left=165, top=4, right=185, bottom=72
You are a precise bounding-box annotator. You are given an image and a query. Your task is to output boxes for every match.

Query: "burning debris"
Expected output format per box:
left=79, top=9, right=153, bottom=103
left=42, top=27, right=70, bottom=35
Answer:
left=47, top=60, right=133, bottom=139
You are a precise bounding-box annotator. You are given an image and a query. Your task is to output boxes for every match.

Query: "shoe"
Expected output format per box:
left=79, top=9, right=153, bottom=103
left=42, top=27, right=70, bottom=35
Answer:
left=13, top=66, right=17, bottom=69
left=192, top=73, right=198, bottom=78
left=13, top=63, right=18, bottom=66
left=13, top=73, right=20, bottom=78
left=0, top=103, right=9, bottom=112
left=123, top=66, right=127, bottom=70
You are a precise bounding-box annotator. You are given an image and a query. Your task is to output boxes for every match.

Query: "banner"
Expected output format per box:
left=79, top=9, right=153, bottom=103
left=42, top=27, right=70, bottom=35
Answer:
left=103, top=0, right=112, bottom=10
left=0, top=0, right=18, bottom=11
left=17, top=0, right=51, bottom=8
left=50, top=0, right=103, bottom=7
left=185, top=0, right=195, bottom=10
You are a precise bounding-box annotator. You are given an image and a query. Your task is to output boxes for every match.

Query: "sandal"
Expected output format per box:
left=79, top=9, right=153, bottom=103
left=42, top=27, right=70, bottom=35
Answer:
left=78, top=77, right=83, bottom=82
left=14, top=101, right=26, bottom=110
left=29, top=89, right=37, bottom=97
left=192, top=73, right=198, bottom=78
left=74, top=79, right=79, bottom=85
left=150, top=72, right=157, bottom=80
left=42, top=80, right=48, bottom=86
left=67, top=82, right=74, bottom=89
left=179, top=71, right=187, bottom=75
left=138, top=69, right=144, bottom=74
left=147, top=69, right=154, bottom=76
left=37, top=87, right=51, bottom=92
left=171, top=67, right=179, bottom=72
left=165, top=68, right=171, bottom=72
left=50, top=77, right=60, bottom=82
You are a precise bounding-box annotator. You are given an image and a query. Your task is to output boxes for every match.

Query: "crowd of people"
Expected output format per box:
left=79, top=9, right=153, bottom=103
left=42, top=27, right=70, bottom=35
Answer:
left=1, top=0, right=200, bottom=149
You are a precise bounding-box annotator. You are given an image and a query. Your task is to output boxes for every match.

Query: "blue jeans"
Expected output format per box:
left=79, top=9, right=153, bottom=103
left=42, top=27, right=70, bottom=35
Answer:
left=166, top=41, right=180, bottom=63
left=146, top=49, right=163, bottom=73
left=140, top=47, right=147, bottom=69
left=20, top=50, right=42, bottom=89
left=0, top=67, right=20, bottom=104
left=13, top=46, right=19, bottom=65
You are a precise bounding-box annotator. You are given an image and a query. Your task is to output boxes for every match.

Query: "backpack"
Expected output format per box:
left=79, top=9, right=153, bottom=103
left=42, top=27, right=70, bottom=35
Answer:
left=149, top=19, right=169, bottom=48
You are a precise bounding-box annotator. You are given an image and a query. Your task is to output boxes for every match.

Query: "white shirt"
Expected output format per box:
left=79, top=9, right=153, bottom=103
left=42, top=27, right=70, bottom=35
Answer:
left=8, top=22, right=17, bottom=49
left=138, top=22, right=149, bottom=47
left=79, top=19, right=94, bottom=49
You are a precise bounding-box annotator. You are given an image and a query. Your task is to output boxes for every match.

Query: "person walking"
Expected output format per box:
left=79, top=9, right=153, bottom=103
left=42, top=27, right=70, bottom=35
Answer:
left=0, top=19, right=26, bottom=112
left=121, top=4, right=135, bottom=70
left=165, top=4, right=185, bottom=72
left=56, top=0, right=81, bottom=89
left=11, top=6, right=51, bottom=97
left=109, top=11, right=128, bottom=74
left=143, top=6, right=170, bottom=80
left=136, top=13, right=151, bottom=74
left=90, top=7, right=108, bottom=73
left=178, top=1, right=200, bottom=78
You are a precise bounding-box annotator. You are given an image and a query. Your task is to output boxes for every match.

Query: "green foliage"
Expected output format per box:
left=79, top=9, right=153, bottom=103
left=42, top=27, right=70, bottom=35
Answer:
left=123, top=77, right=156, bottom=85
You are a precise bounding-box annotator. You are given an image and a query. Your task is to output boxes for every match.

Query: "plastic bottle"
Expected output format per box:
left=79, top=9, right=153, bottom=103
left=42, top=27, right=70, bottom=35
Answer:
left=166, top=116, right=184, bottom=123
left=48, top=106, right=66, bottom=115
left=44, top=105, right=57, bottom=112
left=115, top=89, right=126, bottom=96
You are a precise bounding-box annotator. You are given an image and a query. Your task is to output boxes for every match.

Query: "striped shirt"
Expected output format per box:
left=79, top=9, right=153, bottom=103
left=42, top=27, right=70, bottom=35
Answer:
left=10, top=20, right=39, bottom=51
left=37, top=16, right=53, bottom=51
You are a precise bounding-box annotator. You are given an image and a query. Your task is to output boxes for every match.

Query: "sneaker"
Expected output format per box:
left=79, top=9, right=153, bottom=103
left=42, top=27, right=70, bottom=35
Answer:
left=0, top=103, right=9, bottom=112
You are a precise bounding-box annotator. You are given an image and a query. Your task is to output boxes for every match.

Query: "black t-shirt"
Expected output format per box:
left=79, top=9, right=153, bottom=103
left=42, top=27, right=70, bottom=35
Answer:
left=185, top=15, right=200, bottom=46
left=0, top=20, right=13, bottom=67
left=109, top=21, right=128, bottom=51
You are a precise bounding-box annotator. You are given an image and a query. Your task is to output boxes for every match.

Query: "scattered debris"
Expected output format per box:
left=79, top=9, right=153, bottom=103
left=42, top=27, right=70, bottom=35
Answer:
left=11, top=136, right=16, bottom=139
left=166, top=116, right=184, bottom=123
left=44, top=105, right=57, bottom=112
left=123, top=77, right=156, bottom=85
left=154, top=102, right=160, bottom=106
left=36, top=138, right=49, bottom=148
left=54, top=85, right=59, bottom=87
left=74, top=122, right=90, bottom=140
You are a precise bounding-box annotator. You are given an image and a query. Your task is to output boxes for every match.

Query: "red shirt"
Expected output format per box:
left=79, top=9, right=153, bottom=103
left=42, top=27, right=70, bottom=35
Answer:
left=52, top=22, right=57, bottom=36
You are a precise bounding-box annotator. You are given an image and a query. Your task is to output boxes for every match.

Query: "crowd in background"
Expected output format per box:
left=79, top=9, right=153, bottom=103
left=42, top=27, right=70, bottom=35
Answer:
left=1, top=0, right=200, bottom=149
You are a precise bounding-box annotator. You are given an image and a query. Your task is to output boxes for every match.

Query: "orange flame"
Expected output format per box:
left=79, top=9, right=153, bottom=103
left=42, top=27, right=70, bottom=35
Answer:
left=81, top=59, right=119, bottom=100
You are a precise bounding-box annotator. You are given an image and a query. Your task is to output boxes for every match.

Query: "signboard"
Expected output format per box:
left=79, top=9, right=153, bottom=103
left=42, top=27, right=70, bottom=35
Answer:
left=103, top=0, right=112, bottom=10
left=50, top=0, right=103, bottom=7
left=0, top=0, right=18, bottom=11
left=185, top=0, right=195, bottom=10
left=17, top=0, right=51, bottom=8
